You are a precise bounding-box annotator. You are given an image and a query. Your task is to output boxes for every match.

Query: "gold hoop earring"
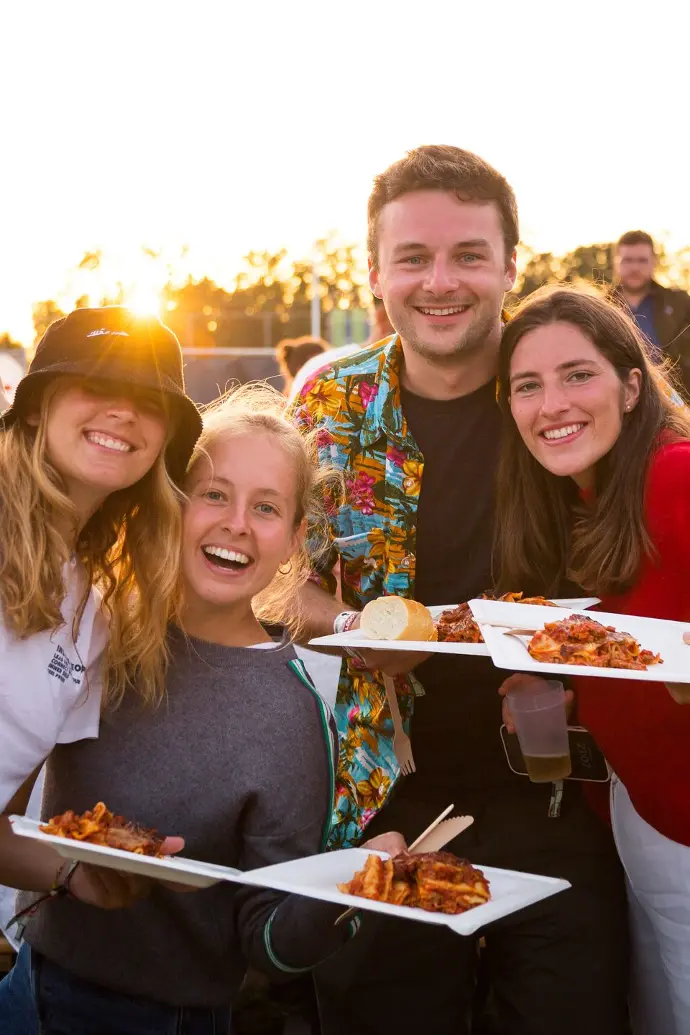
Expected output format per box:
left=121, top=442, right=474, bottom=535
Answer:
left=279, top=561, right=293, bottom=575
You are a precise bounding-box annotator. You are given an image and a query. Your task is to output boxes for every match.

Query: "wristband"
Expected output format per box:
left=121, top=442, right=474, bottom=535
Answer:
left=334, top=611, right=359, bottom=635
left=52, top=859, right=80, bottom=896
left=333, top=611, right=367, bottom=667
left=7, top=860, right=80, bottom=941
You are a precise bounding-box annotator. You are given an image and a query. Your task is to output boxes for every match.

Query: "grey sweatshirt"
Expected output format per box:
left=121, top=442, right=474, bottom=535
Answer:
left=22, top=627, right=357, bottom=1007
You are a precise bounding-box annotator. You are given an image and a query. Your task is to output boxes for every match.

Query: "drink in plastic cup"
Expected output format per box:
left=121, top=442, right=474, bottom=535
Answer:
left=506, top=679, right=571, bottom=782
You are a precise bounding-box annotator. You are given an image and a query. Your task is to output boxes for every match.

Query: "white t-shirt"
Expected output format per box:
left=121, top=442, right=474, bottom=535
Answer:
left=0, top=561, right=107, bottom=812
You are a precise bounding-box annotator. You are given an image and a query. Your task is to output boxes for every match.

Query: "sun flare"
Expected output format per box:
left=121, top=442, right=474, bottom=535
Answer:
left=123, top=284, right=163, bottom=318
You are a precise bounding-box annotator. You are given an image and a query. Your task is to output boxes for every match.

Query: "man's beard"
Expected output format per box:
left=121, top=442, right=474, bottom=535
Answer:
left=404, top=305, right=498, bottom=365
left=622, top=276, right=652, bottom=294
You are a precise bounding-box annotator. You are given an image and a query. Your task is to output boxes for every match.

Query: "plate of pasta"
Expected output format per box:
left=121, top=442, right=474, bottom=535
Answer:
left=237, top=847, right=570, bottom=936
left=468, top=600, right=690, bottom=683
left=9, top=807, right=244, bottom=888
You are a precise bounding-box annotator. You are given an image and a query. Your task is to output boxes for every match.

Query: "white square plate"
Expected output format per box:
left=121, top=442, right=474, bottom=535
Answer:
left=9, top=816, right=244, bottom=888
left=237, top=848, right=571, bottom=936
left=468, top=599, right=690, bottom=683
left=308, top=600, right=599, bottom=656
left=9, top=821, right=571, bottom=932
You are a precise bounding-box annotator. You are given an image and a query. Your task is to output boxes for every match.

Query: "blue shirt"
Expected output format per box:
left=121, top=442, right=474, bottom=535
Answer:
left=631, top=294, right=662, bottom=362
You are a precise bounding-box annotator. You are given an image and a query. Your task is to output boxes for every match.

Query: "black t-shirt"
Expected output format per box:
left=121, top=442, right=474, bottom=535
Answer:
left=401, top=379, right=524, bottom=794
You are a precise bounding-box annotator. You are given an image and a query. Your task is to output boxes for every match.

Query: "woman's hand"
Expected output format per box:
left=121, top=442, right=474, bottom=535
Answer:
left=68, top=836, right=193, bottom=909
left=346, top=615, right=432, bottom=676
left=362, top=831, right=408, bottom=858
left=69, top=861, right=154, bottom=909
left=665, top=632, right=690, bottom=703
left=498, top=673, right=574, bottom=733
left=354, top=647, right=433, bottom=677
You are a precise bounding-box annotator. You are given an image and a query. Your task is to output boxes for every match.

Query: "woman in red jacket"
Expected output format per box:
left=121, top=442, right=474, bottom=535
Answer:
left=495, top=287, right=690, bottom=1035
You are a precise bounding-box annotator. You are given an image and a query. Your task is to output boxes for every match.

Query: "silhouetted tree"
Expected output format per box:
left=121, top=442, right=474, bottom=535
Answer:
left=0, top=333, right=23, bottom=350
left=32, top=300, right=66, bottom=344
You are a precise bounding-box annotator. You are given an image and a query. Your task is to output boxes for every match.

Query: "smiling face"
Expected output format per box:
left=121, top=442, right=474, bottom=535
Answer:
left=43, top=376, right=169, bottom=519
left=508, top=322, right=642, bottom=489
left=369, top=190, right=516, bottom=364
left=181, top=431, right=302, bottom=615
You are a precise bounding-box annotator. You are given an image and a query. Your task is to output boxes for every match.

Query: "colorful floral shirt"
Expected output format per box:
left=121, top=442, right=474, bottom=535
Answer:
left=292, top=335, right=428, bottom=849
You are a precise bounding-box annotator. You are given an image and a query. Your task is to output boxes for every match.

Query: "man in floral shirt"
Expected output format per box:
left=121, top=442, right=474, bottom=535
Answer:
left=292, top=146, right=629, bottom=1035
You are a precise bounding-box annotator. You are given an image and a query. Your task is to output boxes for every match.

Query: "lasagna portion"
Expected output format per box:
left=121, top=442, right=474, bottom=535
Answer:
left=40, top=802, right=164, bottom=857
left=437, top=592, right=556, bottom=644
left=339, top=850, right=490, bottom=915
left=527, top=615, right=662, bottom=671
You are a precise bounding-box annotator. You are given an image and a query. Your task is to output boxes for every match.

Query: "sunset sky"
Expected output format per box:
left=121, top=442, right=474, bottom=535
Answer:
left=1, top=0, right=688, bottom=344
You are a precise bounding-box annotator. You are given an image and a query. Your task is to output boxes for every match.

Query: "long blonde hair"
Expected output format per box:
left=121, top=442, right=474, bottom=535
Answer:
left=187, top=383, right=339, bottom=639
left=0, top=382, right=183, bottom=708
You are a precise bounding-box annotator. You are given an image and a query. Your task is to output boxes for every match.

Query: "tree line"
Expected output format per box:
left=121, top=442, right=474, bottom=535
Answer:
left=24, top=238, right=690, bottom=351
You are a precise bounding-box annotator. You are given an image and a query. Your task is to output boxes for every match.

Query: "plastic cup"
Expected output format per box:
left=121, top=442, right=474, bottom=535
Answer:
left=506, top=679, right=571, bottom=782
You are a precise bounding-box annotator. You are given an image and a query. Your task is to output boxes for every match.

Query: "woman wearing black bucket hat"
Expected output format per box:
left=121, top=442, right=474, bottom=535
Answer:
left=0, top=306, right=201, bottom=909
left=1, top=305, right=201, bottom=482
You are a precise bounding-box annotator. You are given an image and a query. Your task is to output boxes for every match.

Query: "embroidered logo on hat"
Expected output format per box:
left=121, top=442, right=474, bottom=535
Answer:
left=86, top=329, right=130, bottom=337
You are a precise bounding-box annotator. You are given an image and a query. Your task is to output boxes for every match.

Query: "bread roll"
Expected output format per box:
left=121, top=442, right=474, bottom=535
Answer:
left=360, top=596, right=437, bottom=642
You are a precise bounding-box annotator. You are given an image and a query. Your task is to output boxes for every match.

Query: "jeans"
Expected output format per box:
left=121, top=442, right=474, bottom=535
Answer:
left=0, top=943, right=231, bottom=1035
left=0, top=944, right=39, bottom=1035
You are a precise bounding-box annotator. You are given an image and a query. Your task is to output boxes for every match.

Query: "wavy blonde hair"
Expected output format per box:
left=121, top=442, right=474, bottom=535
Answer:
left=0, top=381, right=183, bottom=708
left=187, top=383, right=340, bottom=638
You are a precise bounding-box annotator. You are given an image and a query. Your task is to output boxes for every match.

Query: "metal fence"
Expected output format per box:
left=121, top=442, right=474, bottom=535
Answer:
left=182, top=348, right=284, bottom=406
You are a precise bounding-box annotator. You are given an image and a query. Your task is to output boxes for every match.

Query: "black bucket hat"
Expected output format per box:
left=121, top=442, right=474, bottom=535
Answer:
left=1, top=306, right=202, bottom=481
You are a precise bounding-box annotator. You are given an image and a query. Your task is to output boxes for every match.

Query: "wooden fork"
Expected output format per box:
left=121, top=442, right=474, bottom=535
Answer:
left=384, top=674, right=415, bottom=775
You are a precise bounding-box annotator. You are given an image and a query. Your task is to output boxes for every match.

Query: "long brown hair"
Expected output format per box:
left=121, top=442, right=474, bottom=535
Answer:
left=495, top=287, right=690, bottom=596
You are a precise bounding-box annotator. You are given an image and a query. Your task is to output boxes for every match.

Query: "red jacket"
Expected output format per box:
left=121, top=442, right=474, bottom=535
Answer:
left=575, top=439, right=690, bottom=846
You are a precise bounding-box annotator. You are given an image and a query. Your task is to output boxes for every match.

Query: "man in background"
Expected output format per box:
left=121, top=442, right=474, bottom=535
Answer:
left=614, top=230, right=690, bottom=394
